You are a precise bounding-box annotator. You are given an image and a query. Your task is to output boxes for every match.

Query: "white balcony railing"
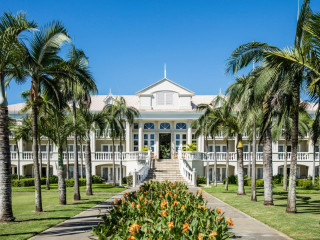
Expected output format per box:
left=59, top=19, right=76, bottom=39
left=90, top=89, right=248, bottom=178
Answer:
left=11, top=152, right=18, bottom=160
left=95, top=152, right=122, bottom=161
left=22, top=152, right=53, bottom=160
left=182, top=151, right=206, bottom=161
left=63, top=152, right=85, bottom=160
left=207, top=152, right=237, bottom=161
left=123, top=151, right=148, bottom=161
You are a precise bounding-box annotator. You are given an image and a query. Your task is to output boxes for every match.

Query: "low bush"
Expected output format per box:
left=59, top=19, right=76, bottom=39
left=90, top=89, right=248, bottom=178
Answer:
left=11, top=174, right=27, bottom=180
left=125, top=176, right=133, bottom=187
left=247, top=179, right=264, bottom=187
left=197, top=176, right=206, bottom=185
left=92, top=175, right=103, bottom=184
left=20, top=178, right=35, bottom=187
left=122, top=177, right=127, bottom=185
left=93, top=180, right=233, bottom=239
left=223, top=175, right=237, bottom=184
left=272, top=174, right=283, bottom=185
left=49, top=175, right=58, bottom=184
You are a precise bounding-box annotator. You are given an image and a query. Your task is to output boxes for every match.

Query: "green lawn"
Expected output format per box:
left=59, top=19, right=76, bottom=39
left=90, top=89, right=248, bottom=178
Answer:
left=0, top=184, right=124, bottom=240
left=202, top=184, right=320, bottom=240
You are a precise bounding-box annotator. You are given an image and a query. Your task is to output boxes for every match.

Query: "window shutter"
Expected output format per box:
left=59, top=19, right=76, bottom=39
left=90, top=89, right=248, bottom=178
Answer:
left=165, top=92, right=173, bottom=105
left=157, top=92, right=165, bottom=105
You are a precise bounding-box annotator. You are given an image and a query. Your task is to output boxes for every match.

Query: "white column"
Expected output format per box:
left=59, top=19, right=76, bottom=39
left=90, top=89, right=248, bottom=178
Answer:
left=154, top=121, right=159, bottom=159
left=126, top=121, right=131, bottom=152
left=187, top=121, right=192, bottom=145
left=272, top=141, right=278, bottom=161
left=138, top=121, right=143, bottom=151
left=90, top=129, right=96, bottom=152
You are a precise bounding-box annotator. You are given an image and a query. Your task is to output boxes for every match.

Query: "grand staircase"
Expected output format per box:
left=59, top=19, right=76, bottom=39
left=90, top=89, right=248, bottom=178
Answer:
left=145, top=159, right=186, bottom=183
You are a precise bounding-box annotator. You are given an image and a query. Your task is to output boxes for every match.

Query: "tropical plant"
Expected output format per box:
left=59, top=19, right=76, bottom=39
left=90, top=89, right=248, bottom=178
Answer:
left=93, top=181, right=234, bottom=239
left=78, top=103, right=106, bottom=194
left=0, top=12, right=37, bottom=222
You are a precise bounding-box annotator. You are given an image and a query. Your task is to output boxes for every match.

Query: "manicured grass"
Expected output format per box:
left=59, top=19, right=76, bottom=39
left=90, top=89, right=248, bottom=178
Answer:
left=0, top=184, right=125, bottom=240
left=202, top=184, right=320, bottom=240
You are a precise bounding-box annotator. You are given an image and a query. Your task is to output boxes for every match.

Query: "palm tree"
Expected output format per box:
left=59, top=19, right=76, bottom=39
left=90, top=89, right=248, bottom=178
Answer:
left=21, top=21, right=70, bottom=212
left=78, top=103, right=106, bottom=195
left=45, top=107, right=73, bottom=204
left=0, top=12, right=37, bottom=222
left=104, top=97, right=139, bottom=187
left=61, top=44, right=97, bottom=200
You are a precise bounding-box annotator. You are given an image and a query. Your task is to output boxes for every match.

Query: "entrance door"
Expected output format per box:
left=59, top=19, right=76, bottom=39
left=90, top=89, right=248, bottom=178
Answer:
left=159, top=133, right=171, bottom=159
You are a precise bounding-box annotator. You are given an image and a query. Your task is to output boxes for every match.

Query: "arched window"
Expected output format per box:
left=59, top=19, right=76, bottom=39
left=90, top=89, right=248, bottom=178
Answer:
left=176, top=123, right=186, bottom=130
left=144, top=123, right=154, bottom=130
left=160, top=123, right=170, bottom=130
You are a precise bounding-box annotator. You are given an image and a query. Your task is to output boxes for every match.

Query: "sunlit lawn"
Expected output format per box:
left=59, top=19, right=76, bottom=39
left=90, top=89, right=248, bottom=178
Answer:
left=0, top=184, right=124, bottom=240
left=202, top=184, right=320, bottom=240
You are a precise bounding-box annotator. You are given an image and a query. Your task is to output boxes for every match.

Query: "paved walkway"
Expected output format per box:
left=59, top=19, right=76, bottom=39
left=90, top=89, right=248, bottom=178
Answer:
left=29, top=187, right=138, bottom=240
left=189, top=187, right=292, bottom=240
left=30, top=185, right=292, bottom=240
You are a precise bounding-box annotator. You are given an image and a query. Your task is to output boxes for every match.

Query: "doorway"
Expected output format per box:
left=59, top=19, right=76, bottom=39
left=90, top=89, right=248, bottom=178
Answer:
left=159, top=133, right=171, bottom=159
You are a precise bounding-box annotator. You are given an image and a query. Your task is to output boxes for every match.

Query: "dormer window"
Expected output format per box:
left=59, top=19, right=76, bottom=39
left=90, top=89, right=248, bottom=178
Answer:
left=156, top=91, right=173, bottom=105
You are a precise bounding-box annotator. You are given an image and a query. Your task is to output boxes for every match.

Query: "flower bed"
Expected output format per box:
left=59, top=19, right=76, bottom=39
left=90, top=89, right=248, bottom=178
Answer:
left=93, top=180, right=233, bottom=239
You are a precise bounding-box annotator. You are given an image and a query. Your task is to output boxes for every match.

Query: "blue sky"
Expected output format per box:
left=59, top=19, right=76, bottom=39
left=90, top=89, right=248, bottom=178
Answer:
left=4, top=0, right=320, bottom=104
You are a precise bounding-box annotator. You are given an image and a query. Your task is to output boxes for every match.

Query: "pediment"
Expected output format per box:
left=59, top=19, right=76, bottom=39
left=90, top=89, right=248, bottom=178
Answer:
left=136, top=78, right=194, bottom=96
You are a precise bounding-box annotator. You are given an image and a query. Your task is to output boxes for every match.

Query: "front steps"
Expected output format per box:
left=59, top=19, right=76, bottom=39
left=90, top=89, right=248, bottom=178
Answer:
left=145, top=159, right=186, bottom=183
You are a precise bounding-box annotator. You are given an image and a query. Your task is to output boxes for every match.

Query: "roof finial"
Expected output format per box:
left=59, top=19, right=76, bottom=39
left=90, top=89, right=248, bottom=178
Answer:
left=164, top=64, right=167, bottom=79
left=219, top=88, right=222, bottom=95
left=109, top=88, right=112, bottom=95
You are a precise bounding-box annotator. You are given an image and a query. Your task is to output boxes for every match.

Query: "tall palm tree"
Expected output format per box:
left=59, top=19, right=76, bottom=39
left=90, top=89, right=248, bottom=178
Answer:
left=61, top=44, right=97, bottom=200
left=22, top=21, right=70, bottom=212
left=0, top=12, right=37, bottom=222
left=78, top=103, right=106, bottom=195
left=104, top=97, right=139, bottom=187
left=45, top=107, right=73, bottom=204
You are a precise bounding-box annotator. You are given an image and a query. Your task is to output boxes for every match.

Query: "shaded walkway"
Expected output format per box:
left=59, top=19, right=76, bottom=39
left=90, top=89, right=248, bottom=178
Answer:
left=29, top=187, right=138, bottom=240
left=189, top=187, right=292, bottom=240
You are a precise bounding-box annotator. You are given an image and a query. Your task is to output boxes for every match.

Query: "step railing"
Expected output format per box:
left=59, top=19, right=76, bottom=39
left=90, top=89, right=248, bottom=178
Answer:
left=133, top=150, right=152, bottom=186
left=178, top=147, right=196, bottom=186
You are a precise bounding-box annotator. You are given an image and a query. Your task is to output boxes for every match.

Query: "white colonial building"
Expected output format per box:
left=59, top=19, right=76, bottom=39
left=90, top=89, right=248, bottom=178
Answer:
left=8, top=77, right=320, bottom=184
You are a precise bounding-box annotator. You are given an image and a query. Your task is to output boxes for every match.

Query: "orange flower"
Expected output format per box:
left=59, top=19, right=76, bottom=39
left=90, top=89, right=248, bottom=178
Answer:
left=203, top=207, right=208, bottom=210
left=172, top=200, right=178, bottom=207
left=128, top=223, right=141, bottom=235
left=197, top=205, right=202, bottom=209
left=159, top=194, right=163, bottom=198
left=127, top=236, right=135, bottom=240
left=227, top=218, right=234, bottom=226
left=161, top=210, right=168, bottom=217
left=181, top=205, right=185, bottom=210
left=124, top=192, right=128, bottom=197
left=160, top=201, right=168, bottom=209
left=139, top=195, right=142, bottom=201
left=147, top=229, right=150, bottom=233
left=168, top=221, right=174, bottom=230
left=217, top=208, right=222, bottom=214
left=131, top=202, right=135, bottom=208
left=182, top=222, right=189, bottom=232
left=198, top=233, right=203, bottom=239
left=136, top=204, right=141, bottom=209
left=209, top=231, right=217, bottom=238
left=121, top=197, right=124, bottom=201
left=144, top=198, right=148, bottom=203
left=114, top=199, right=118, bottom=205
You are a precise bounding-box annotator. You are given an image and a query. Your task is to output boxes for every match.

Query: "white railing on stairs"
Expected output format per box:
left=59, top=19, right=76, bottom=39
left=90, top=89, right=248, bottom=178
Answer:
left=178, top=147, right=196, bottom=186
left=133, top=150, right=152, bottom=186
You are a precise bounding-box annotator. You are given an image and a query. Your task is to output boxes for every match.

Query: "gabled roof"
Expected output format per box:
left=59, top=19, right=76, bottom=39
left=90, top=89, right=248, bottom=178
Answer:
left=136, top=78, right=195, bottom=95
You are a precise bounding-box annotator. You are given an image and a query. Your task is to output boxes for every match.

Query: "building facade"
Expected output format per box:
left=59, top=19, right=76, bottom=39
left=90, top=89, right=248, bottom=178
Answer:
left=8, top=78, right=320, bottom=183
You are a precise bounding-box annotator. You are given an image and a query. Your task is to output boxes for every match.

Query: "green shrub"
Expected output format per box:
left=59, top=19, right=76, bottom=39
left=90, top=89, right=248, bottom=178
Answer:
left=66, top=179, right=75, bottom=187
left=247, top=179, right=264, bottom=187
left=126, top=175, right=133, bottom=187
left=11, top=174, right=19, bottom=180
left=197, top=176, right=206, bottom=185
left=92, top=175, right=103, bottom=184
left=302, top=180, right=313, bottom=189
left=79, top=178, right=86, bottom=186
left=20, top=178, right=34, bottom=187
left=296, top=179, right=304, bottom=187
left=223, top=175, right=237, bottom=184
left=273, top=174, right=283, bottom=185
left=12, top=179, right=20, bottom=187
left=122, top=177, right=127, bottom=185
left=49, top=175, right=58, bottom=184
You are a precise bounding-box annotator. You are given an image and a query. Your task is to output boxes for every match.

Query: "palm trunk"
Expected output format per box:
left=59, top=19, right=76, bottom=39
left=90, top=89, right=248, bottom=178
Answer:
left=80, top=138, right=84, bottom=179
left=237, top=134, right=245, bottom=195
left=119, top=134, right=123, bottom=187
left=38, top=136, right=42, bottom=178
left=205, top=135, right=209, bottom=186
left=284, top=134, right=288, bottom=191
left=312, top=141, right=315, bottom=185
left=32, top=103, right=42, bottom=212
left=213, top=136, right=217, bottom=187
left=251, top=121, right=257, bottom=202
left=46, top=140, right=50, bottom=190
left=286, top=84, right=299, bottom=213
left=0, top=103, right=15, bottom=222
left=73, top=101, right=80, bottom=201
left=85, top=133, right=93, bottom=195
left=263, top=125, right=273, bottom=206
left=65, top=140, right=69, bottom=180
left=57, top=146, right=66, bottom=205
left=16, top=140, right=20, bottom=181
left=248, top=140, right=251, bottom=179
left=225, top=139, right=229, bottom=191
left=112, top=137, right=116, bottom=186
